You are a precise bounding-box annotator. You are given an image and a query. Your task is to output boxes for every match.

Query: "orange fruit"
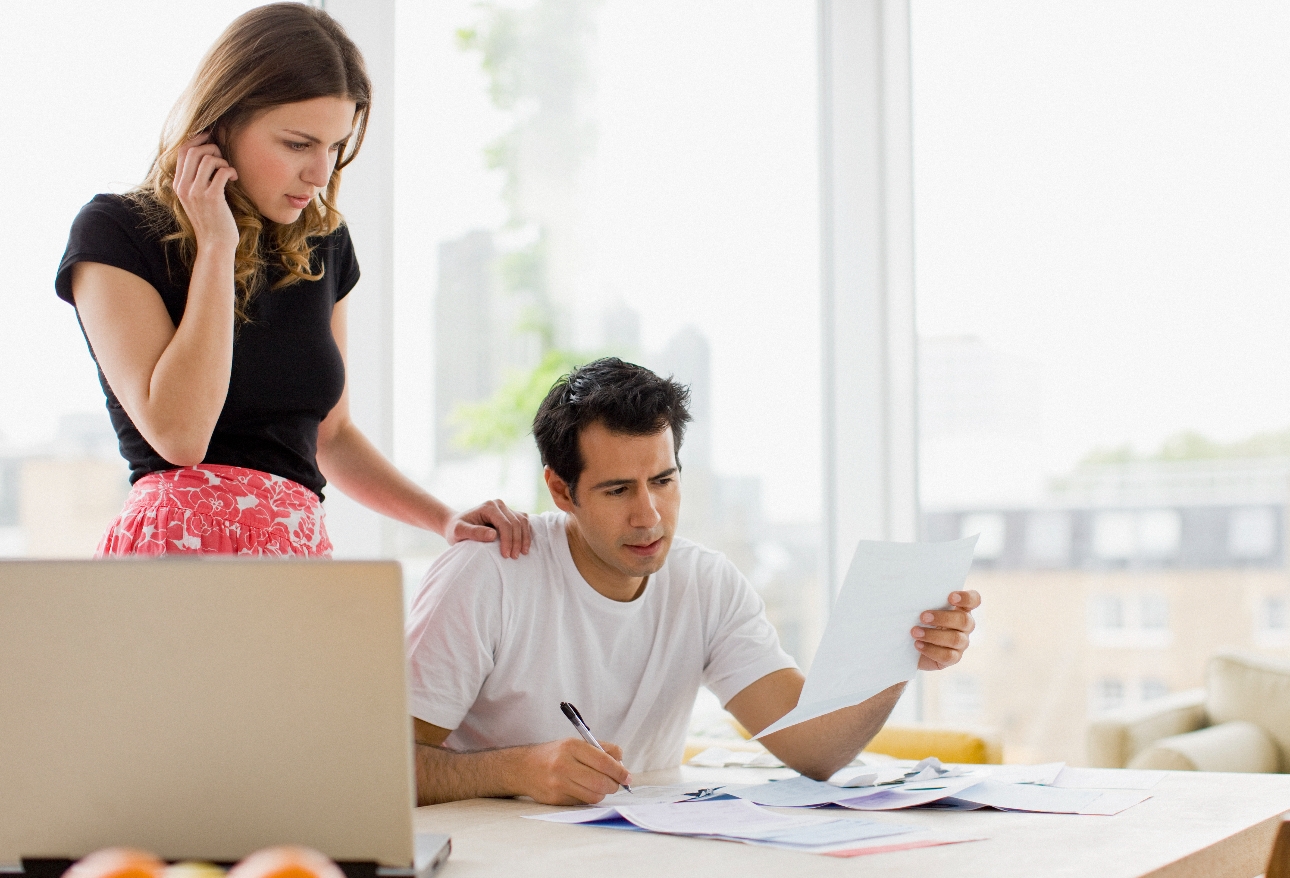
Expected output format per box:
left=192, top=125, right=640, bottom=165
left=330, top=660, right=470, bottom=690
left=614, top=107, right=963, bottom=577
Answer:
left=226, top=847, right=343, bottom=878
left=65, top=849, right=165, bottom=878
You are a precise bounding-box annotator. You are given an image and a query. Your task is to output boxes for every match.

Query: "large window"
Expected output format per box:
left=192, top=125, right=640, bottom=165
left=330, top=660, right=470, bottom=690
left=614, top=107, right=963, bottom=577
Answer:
left=912, top=0, right=1290, bottom=762
left=392, top=0, right=823, bottom=660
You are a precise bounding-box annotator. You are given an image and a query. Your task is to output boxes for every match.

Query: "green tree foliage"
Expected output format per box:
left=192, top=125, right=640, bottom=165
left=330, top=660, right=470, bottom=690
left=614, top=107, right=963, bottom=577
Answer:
left=450, top=350, right=585, bottom=454
left=1078, top=427, right=1290, bottom=466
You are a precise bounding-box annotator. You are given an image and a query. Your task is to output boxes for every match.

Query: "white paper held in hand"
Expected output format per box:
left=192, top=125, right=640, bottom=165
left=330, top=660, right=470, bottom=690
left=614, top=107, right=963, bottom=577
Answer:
left=755, top=536, right=977, bottom=739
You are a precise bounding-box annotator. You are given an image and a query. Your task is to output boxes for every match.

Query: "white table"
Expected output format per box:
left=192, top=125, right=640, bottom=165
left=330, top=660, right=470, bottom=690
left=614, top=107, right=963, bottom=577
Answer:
left=414, top=765, right=1290, bottom=877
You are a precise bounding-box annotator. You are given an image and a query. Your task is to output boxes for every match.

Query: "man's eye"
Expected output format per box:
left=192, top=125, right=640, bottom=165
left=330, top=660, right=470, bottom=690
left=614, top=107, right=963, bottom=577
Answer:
left=607, top=487, right=627, bottom=496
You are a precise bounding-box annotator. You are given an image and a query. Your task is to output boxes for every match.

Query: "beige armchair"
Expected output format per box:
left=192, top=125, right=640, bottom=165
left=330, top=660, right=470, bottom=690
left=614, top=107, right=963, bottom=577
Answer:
left=1088, top=651, right=1290, bottom=773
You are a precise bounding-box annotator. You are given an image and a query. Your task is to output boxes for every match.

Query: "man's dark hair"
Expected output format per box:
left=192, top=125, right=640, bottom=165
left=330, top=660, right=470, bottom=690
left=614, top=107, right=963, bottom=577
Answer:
left=532, top=358, right=692, bottom=500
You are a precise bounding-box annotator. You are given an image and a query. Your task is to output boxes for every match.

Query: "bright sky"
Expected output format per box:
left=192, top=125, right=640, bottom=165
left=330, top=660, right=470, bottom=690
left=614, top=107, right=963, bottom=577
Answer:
left=5, top=1, right=1288, bottom=519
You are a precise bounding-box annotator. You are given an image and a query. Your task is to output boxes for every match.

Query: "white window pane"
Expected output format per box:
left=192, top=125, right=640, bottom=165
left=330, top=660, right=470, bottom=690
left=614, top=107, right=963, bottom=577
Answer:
left=1229, top=507, right=1277, bottom=558
left=1025, top=511, right=1071, bottom=565
left=1093, top=512, right=1136, bottom=560
left=1138, top=510, right=1181, bottom=559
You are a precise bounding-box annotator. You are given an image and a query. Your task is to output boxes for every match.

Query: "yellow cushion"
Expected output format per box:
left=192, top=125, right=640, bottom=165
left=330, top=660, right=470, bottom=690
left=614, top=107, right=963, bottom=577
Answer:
left=717, top=716, right=1002, bottom=765
left=864, top=724, right=1002, bottom=764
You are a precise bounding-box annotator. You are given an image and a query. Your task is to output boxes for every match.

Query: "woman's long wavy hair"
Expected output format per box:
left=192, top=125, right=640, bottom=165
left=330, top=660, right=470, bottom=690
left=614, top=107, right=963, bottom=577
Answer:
left=135, top=3, right=370, bottom=323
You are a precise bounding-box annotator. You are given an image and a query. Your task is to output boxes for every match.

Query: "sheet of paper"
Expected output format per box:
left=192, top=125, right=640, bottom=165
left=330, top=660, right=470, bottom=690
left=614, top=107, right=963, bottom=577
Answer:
left=952, top=780, right=1101, bottom=813
left=1052, top=767, right=1166, bottom=790
left=755, top=537, right=977, bottom=738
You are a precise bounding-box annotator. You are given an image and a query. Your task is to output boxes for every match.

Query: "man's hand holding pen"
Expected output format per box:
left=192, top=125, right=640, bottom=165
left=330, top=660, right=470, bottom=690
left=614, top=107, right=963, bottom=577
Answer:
left=515, top=737, right=632, bottom=806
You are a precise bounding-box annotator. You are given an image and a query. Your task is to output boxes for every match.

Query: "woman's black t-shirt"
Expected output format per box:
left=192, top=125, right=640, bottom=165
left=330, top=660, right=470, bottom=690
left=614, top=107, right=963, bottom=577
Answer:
left=54, top=193, right=360, bottom=499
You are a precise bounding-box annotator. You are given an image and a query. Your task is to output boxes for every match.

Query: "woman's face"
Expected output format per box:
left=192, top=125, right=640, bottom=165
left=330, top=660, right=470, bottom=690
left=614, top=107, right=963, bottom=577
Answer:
left=226, top=96, right=358, bottom=224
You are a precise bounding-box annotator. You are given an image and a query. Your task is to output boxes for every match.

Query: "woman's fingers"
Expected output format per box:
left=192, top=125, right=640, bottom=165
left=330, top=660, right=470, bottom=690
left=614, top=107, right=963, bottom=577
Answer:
left=193, top=154, right=233, bottom=192
left=447, top=501, right=531, bottom=559
left=175, top=150, right=226, bottom=204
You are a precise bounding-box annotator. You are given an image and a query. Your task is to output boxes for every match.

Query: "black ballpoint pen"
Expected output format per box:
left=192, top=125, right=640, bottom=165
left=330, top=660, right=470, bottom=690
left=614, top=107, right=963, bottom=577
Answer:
left=560, top=701, right=633, bottom=793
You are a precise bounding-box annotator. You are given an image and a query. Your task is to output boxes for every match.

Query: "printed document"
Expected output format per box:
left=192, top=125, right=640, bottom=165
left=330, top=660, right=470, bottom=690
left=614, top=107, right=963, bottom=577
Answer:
left=756, top=537, right=977, bottom=738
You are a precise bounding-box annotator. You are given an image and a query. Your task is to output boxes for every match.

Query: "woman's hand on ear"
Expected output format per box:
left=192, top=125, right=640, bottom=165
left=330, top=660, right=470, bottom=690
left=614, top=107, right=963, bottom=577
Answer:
left=173, top=132, right=240, bottom=252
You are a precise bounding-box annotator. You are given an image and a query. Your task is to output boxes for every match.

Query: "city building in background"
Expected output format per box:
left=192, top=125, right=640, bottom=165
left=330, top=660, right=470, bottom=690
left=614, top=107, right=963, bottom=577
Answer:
left=921, top=454, right=1290, bottom=765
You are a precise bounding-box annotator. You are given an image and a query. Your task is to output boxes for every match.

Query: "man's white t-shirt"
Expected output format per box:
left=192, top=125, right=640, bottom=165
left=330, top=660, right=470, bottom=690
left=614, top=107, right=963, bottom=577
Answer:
left=405, top=511, right=797, bottom=772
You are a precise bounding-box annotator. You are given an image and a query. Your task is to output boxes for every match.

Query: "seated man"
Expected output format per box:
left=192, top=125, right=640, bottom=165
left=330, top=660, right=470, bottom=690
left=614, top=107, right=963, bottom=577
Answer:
left=406, top=358, right=979, bottom=806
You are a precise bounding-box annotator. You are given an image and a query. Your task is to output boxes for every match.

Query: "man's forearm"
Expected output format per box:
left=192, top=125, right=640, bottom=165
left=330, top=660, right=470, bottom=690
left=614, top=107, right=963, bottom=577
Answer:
left=761, top=682, right=906, bottom=780
left=414, top=742, right=523, bottom=805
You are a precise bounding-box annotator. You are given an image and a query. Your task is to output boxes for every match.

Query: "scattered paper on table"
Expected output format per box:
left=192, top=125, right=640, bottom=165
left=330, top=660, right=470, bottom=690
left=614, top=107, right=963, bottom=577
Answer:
left=724, top=764, right=1154, bottom=816
left=755, top=537, right=977, bottom=738
left=947, top=780, right=1101, bottom=813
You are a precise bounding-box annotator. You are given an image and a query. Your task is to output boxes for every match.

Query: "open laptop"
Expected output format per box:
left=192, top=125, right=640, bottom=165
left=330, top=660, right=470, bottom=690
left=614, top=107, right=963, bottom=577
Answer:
left=0, top=559, right=449, bottom=878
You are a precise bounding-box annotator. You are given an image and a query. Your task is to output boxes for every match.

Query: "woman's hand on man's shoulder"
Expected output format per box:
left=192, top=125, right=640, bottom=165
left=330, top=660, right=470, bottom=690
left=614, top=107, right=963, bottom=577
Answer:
left=444, top=499, right=532, bottom=559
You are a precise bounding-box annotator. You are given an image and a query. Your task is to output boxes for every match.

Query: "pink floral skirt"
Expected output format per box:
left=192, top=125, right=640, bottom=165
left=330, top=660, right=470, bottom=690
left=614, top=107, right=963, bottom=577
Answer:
left=97, top=464, right=332, bottom=557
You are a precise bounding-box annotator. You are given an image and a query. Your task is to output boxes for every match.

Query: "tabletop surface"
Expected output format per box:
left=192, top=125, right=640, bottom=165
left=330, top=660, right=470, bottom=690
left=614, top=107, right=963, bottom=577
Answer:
left=414, top=765, right=1290, bottom=878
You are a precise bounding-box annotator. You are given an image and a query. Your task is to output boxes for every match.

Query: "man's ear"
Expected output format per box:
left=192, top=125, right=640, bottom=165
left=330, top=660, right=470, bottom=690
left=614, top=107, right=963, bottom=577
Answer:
left=544, top=466, right=577, bottom=513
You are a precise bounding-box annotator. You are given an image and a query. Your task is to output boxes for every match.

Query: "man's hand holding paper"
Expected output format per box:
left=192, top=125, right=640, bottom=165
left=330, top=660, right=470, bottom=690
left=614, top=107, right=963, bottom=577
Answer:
left=914, top=588, right=980, bottom=671
left=724, top=538, right=980, bottom=780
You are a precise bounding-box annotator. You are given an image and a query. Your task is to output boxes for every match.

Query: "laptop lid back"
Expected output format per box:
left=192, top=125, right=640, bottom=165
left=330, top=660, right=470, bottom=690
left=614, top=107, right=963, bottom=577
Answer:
left=0, top=559, right=415, bottom=868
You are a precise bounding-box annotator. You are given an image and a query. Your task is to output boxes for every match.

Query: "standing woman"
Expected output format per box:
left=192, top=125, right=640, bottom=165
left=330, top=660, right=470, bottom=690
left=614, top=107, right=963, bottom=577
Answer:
left=55, top=4, right=530, bottom=558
